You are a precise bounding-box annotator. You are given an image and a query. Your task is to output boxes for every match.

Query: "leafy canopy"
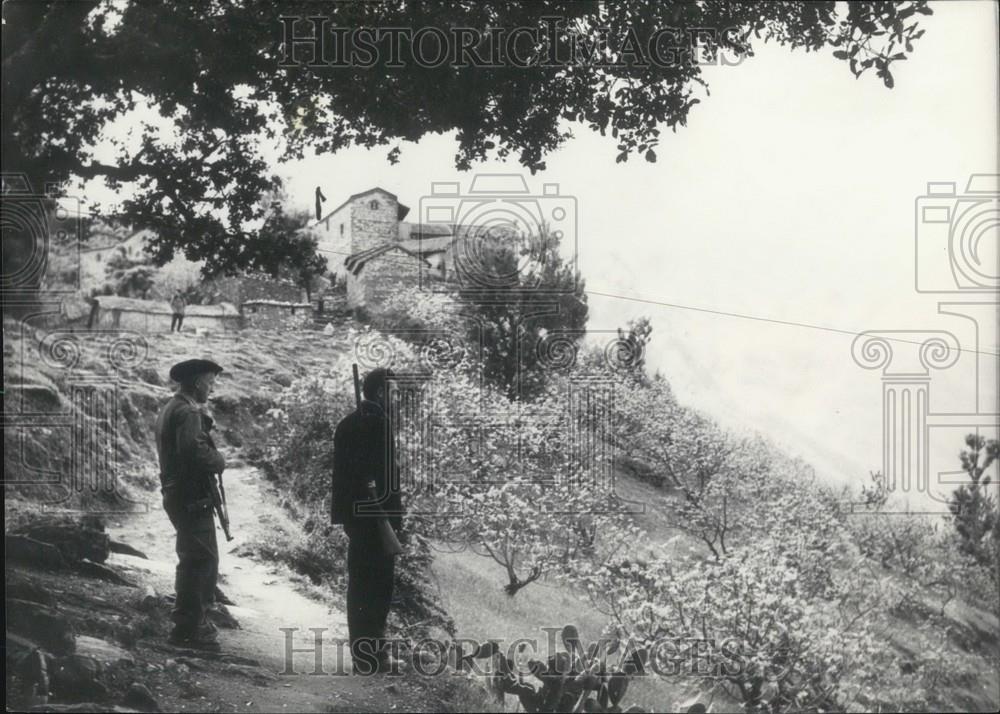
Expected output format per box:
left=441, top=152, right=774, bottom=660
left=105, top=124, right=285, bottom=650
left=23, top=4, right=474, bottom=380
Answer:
left=3, top=1, right=931, bottom=274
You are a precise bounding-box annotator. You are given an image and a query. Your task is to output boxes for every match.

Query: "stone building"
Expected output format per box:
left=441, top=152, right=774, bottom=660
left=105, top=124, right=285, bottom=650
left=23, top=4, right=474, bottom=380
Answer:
left=342, top=244, right=430, bottom=309
left=306, top=187, right=457, bottom=310
left=310, top=188, right=413, bottom=285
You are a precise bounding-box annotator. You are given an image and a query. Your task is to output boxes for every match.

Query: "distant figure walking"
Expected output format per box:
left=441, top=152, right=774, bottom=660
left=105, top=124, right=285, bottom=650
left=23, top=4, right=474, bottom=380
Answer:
left=170, top=292, right=187, bottom=332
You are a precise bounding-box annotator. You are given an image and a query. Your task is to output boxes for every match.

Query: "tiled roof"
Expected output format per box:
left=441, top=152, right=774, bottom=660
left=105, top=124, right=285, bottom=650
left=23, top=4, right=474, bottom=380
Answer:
left=343, top=243, right=430, bottom=276
left=314, top=187, right=410, bottom=225
left=398, top=236, right=454, bottom=254
left=404, top=222, right=454, bottom=237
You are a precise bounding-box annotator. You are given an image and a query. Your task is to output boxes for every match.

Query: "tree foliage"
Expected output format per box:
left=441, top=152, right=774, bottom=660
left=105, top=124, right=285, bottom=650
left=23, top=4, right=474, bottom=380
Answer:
left=264, top=200, right=328, bottom=299
left=612, top=377, right=785, bottom=559
left=574, top=475, right=924, bottom=713
left=458, top=226, right=588, bottom=401
left=406, top=366, right=640, bottom=596
left=948, top=434, right=1000, bottom=568
left=3, top=1, right=932, bottom=274
left=103, top=244, right=155, bottom=298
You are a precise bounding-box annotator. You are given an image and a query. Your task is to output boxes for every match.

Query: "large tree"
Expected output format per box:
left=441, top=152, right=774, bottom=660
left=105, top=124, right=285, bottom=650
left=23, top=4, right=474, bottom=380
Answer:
left=3, top=1, right=931, bottom=275
left=460, top=224, right=588, bottom=401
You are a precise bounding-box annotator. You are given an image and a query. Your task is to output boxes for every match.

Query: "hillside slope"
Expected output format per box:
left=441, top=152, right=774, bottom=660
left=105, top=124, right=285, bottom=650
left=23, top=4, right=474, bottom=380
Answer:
left=5, top=319, right=999, bottom=713
left=5, top=321, right=496, bottom=712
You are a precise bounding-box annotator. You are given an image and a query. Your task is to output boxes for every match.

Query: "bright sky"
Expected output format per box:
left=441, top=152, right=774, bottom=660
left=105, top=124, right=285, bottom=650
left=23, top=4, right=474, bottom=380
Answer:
left=85, top=1, right=1000, bottom=500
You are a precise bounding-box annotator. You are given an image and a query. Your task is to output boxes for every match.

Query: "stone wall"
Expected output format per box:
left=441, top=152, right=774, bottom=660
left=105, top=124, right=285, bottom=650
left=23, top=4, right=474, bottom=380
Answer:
left=90, top=296, right=239, bottom=333
left=313, top=288, right=349, bottom=320
left=346, top=271, right=365, bottom=309
left=350, top=191, right=399, bottom=255
left=312, top=201, right=353, bottom=283
left=241, top=300, right=313, bottom=330
left=346, top=252, right=424, bottom=309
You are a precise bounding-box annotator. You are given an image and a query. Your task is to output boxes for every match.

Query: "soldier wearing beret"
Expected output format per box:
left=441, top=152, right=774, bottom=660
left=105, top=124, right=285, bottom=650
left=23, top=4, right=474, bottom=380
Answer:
left=155, top=358, right=226, bottom=649
left=332, top=367, right=406, bottom=674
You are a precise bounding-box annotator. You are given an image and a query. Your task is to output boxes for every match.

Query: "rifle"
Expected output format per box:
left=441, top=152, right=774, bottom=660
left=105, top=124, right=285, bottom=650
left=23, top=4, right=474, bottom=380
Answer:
left=209, top=472, right=234, bottom=542
left=201, top=411, right=233, bottom=542
left=352, top=363, right=404, bottom=556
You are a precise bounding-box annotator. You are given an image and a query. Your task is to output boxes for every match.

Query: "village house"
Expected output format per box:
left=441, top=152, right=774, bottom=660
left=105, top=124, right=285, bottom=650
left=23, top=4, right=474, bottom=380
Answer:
left=305, top=187, right=456, bottom=309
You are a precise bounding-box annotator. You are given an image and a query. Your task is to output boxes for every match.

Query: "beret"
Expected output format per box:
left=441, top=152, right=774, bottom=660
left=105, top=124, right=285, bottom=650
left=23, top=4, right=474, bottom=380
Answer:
left=169, top=358, right=223, bottom=383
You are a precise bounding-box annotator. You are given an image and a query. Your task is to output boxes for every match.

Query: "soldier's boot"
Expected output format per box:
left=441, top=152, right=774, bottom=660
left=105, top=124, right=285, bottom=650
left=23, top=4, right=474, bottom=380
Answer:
left=168, top=622, right=220, bottom=651
left=352, top=644, right=401, bottom=675
left=375, top=652, right=403, bottom=675
left=167, top=632, right=221, bottom=652
left=197, top=618, right=219, bottom=638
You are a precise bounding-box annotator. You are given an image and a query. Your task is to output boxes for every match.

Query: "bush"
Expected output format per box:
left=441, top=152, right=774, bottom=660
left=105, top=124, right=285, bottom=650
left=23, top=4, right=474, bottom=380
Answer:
left=401, top=367, right=642, bottom=596
left=573, top=475, right=919, bottom=713
left=948, top=435, right=1000, bottom=568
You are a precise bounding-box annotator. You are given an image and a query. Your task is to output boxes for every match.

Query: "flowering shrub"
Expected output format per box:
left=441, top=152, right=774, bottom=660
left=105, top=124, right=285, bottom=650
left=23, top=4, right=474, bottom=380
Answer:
left=399, top=367, right=643, bottom=596
left=611, top=375, right=790, bottom=560
left=847, top=470, right=1000, bottom=617
left=364, top=285, right=466, bottom=336
left=572, top=474, right=920, bottom=713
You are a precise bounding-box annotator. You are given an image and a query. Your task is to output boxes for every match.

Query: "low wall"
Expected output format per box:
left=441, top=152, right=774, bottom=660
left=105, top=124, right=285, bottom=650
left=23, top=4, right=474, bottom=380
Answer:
left=90, top=296, right=239, bottom=333
left=241, top=300, right=313, bottom=330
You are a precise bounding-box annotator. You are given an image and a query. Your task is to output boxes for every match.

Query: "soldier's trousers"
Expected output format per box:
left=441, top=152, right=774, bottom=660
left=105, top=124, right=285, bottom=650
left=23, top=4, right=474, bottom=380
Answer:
left=346, top=534, right=395, bottom=669
left=163, top=494, right=218, bottom=635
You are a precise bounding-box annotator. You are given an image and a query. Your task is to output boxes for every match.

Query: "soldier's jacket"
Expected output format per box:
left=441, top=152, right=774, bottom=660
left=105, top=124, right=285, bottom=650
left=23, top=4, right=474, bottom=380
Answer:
left=155, top=392, right=225, bottom=503
left=331, top=399, right=403, bottom=537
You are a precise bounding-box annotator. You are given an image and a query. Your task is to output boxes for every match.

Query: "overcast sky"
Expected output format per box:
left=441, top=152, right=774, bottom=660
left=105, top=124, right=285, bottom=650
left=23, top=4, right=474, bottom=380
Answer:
left=84, top=1, right=999, bottom=502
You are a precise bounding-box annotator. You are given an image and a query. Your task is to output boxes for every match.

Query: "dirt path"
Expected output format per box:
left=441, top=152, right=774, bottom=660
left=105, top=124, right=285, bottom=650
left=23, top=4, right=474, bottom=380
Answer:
left=105, top=459, right=429, bottom=713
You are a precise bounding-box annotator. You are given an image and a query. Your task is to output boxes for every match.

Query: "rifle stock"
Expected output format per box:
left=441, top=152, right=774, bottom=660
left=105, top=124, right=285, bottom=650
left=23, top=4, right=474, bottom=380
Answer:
left=352, top=363, right=403, bottom=557
left=209, top=473, right=233, bottom=542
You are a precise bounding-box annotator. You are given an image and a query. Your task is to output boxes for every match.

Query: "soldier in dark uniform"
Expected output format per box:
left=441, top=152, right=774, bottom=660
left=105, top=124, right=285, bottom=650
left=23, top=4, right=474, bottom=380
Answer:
left=331, top=367, right=406, bottom=674
left=155, top=358, right=226, bottom=649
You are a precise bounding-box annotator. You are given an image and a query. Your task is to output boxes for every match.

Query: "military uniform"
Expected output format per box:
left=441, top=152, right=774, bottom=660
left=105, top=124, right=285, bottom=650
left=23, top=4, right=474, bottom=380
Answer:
left=331, top=398, right=404, bottom=671
left=155, top=362, right=226, bottom=644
